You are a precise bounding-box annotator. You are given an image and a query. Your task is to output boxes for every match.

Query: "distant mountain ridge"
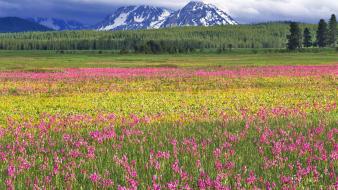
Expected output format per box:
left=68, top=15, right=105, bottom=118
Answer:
left=97, top=1, right=237, bottom=31
left=0, top=17, right=52, bottom=33
left=0, top=1, right=238, bottom=33
left=28, top=18, right=87, bottom=31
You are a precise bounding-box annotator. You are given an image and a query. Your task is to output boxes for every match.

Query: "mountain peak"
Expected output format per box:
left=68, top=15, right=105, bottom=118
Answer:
left=185, top=1, right=219, bottom=9
left=187, top=1, right=206, bottom=5
left=97, top=5, right=171, bottom=31
left=162, top=1, right=237, bottom=27
left=96, top=1, right=237, bottom=31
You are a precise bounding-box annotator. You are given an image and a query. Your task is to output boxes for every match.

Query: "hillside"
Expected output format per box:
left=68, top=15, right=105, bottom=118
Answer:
left=0, top=23, right=318, bottom=51
left=0, top=17, right=52, bottom=33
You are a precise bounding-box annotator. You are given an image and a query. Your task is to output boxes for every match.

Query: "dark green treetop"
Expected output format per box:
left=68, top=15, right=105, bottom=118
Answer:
left=287, top=22, right=302, bottom=50
left=316, top=19, right=328, bottom=48
left=303, top=28, right=312, bottom=48
left=328, top=14, right=337, bottom=47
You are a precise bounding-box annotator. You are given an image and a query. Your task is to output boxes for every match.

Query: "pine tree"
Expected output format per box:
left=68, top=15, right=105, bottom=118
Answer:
left=287, top=22, right=302, bottom=50
left=328, top=14, right=337, bottom=47
left=303, top=28, right=312, bottom=48
left=316, top=19, right=328, bottom=48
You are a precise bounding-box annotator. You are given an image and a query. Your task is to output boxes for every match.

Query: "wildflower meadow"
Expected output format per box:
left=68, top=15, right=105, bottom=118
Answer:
left=0, top=55, right=337, bottom=189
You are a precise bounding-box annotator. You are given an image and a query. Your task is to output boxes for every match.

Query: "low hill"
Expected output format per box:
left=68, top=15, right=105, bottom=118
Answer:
left=0, top=17, right=52, bottom=33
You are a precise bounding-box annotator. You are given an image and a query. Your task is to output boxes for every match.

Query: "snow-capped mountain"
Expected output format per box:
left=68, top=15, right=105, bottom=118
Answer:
left=28, top=18, right=87, bottom=31
left=96, top=1, right=237, bottom=31
left=97, top=6, right=171, bottom=31
left=162, top=1, right=237, bottom=27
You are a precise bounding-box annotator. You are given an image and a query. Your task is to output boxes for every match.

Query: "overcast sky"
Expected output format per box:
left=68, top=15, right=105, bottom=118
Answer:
left=0, top=0, right=337, bottom=24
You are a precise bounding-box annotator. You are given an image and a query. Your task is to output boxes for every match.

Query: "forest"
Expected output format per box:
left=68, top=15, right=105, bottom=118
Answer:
left=0, top=22, right=320, bottom=53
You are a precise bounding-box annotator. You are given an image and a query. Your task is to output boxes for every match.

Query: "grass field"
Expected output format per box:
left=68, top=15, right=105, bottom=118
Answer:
left=0, top=51, right=337, bottom=189
left=0, top=50, right=337, bottom=70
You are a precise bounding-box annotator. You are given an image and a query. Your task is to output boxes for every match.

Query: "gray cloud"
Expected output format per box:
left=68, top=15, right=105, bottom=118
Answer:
left=0, top=0, right=337, bottom=24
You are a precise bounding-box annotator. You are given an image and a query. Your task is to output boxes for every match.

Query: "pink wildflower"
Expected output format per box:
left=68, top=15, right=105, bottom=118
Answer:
left=89, top=172, right=100, bottom=183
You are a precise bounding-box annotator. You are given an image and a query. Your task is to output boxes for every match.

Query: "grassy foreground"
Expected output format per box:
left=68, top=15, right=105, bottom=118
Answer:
left=0, top=51, right=337, bottom=189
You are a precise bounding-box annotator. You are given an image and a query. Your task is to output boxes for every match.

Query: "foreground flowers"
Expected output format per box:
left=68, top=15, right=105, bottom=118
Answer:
left=0, top=64, right=337, bottom=189
left=0, top=110, right=336, bottom=189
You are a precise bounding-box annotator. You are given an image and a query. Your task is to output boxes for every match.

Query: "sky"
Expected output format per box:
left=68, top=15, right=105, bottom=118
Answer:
left=0, top=0, right=337, bottom=24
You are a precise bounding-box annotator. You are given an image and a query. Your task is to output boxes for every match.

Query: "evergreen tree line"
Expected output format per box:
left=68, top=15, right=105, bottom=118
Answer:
left=0, top=23, right=318, bottom=53
left=287, top=14, right=337, bottom=50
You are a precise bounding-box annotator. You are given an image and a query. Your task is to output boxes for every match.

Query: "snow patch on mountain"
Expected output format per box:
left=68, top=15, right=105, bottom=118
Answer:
left=28, top=18, right=87, bottom=31
left=149, top=9, right=171, bottom=29
left=100, top=13, right=129, bottom=31
left=39, top=18, right=60, bottom=30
